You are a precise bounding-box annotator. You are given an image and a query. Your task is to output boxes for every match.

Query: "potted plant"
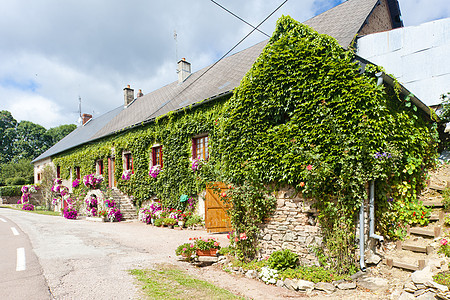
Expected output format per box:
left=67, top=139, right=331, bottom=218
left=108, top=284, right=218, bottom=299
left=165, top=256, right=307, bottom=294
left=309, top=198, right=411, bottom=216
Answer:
left=192, top=237, right=220, bottom=256
left=154, top=218, right=164, bottom=227
left=98, top=209, right=108, bottom=221
left=164, top=218, right=177, bottom=228
left=175, top=242, right=196, bottom=261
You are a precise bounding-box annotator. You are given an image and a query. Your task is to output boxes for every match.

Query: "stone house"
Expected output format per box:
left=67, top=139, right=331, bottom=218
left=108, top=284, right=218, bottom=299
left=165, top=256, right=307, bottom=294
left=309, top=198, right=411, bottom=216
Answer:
left=32, top=0, right=429, bottom=265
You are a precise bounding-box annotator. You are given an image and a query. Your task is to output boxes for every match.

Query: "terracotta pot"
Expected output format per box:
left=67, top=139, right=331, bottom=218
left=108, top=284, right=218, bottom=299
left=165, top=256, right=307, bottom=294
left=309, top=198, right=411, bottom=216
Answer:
left=196, top=249, right=218, bottom=256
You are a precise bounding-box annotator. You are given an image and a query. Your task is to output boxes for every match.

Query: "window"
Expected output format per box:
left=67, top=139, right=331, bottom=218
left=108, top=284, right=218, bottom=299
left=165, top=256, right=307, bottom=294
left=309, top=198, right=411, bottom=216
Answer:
left=75, top=167, right=81, bottom=180
left=56, top=166, right=61, bottom=178
left=96, top=160, right=104, bottom=175
left=192, top=135, right=209, bottom=160
left=152, top=146, right=163, bottom=167
left=124, top=152, right=134, bottom=173
left=37, top=173, right=41, bottom=181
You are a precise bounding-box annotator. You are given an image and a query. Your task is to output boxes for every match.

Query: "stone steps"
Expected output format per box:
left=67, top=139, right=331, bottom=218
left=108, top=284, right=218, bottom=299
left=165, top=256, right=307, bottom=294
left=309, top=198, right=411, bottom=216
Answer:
left=385, top=258, right=425, bottom=272
left=407, top=225, right=441, bottom=238
left=110, top=189, right=138, bottom=220
left=396, top=241, right=433, bottom=255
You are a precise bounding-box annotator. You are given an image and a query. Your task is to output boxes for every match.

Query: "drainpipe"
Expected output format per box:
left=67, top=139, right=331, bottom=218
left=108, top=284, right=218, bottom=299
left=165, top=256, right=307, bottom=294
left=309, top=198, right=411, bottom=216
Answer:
left=375, top=72, right=384, bottom=86
left=359, top=201, right=366, bottom=271
left=369, top=181, right=384, bottom=242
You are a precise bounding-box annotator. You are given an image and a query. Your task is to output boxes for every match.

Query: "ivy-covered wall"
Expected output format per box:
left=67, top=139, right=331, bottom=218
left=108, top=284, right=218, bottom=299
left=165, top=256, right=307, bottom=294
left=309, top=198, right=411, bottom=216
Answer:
left=52, top=15, right=438, bottom=269
left=53, top=99, right=226, bottom=209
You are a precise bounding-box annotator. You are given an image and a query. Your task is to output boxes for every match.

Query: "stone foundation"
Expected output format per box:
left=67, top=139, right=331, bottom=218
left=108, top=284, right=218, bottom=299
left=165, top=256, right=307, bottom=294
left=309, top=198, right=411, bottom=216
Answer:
left=258, top=186, right=322, bottom=266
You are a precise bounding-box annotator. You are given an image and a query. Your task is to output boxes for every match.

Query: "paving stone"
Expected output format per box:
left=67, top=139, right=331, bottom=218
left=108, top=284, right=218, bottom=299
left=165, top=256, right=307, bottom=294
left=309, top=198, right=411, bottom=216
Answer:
left=337, top=282, right=357, bottom=290
left=284, top=278, right=298, bottom=291
left=245, top=270, right=258, bottom=279
left=357, top=276, right=389, bottom=292
left=314, top=282, right=336, bottom=294
left=276, top=280, right=285, bottom=288
left=426, top=280, right=449, bottom=292
left=296, top=279, right=314, bottom=292
left=411, top=266, right=433, bottom=284
left=404, top=281, right=417, bottom=293
left=416, top=291, right=438, bottom=300
left=398, top=291, right=415, bottom=300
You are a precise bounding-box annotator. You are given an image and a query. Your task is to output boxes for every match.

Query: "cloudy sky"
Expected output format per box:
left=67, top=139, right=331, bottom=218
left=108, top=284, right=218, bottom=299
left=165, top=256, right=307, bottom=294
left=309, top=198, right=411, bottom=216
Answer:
left=1, top=0, right=449, bottom=129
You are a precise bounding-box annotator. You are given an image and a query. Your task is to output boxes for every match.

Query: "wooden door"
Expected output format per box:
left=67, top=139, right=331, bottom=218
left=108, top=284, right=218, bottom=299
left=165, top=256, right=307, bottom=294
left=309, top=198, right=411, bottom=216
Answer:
left=205, top=183, right=232, bottom=233
left=108, top=157, right=116, bottom=188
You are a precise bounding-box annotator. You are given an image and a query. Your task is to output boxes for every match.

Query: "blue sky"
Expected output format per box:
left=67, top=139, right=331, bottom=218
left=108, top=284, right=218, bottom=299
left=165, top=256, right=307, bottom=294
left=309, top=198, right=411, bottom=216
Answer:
left=0, top=0, right=448, bottom=128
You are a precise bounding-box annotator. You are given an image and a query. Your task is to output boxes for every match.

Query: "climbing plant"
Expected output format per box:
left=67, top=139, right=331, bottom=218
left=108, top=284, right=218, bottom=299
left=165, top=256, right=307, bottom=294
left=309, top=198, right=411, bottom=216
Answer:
left=215, top=16, right=438, bottom=271
left=52, top=15, right=438, bottom=272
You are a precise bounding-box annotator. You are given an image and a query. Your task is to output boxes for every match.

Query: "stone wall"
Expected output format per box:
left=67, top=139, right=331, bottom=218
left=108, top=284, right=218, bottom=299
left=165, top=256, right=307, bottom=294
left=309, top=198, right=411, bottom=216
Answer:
left=258, top=187, right=322, bottom=266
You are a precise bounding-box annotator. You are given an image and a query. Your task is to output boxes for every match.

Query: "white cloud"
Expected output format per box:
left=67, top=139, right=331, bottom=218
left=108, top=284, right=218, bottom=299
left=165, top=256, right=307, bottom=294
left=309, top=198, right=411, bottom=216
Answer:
left=0, top=0, right=448, bottom=128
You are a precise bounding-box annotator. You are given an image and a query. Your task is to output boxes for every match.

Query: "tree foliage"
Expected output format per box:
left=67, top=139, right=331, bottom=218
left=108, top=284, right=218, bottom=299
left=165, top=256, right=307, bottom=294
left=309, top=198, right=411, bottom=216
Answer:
left=0, top=110, right=76, bottom=185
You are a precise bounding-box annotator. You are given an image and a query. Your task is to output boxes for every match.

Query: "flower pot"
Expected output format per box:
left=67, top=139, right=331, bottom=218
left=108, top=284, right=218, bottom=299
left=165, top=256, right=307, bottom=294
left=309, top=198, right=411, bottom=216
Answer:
left=168, top=225, right=173, bottom=229
left=196, top=249, right=218, bottom=256
left=178, top=221, right=185, bottom=227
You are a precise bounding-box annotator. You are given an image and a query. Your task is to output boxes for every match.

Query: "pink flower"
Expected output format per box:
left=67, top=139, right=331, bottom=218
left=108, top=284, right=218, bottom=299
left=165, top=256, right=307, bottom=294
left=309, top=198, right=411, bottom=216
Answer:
left=234, top=237, right=239, bottom=242
left=441, top=239, right=448, bottom=246
left=190, top=244, right=194, bottom=248
left=182, top=248, right=187, bottom=251
left=240, top=233, right=248, bottom=240
left=214, top=242, right=219, bottom=247
left=306, top=165, right=313, bottom=171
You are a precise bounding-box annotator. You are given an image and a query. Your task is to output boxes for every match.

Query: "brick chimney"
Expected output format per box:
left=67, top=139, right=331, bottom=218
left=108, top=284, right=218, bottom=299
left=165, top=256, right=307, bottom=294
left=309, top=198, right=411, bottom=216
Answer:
left=123, top=85, right=134, bottom=107
left=177, top=58, right=191, bottom=83
left=82, top=113, right=92, bottom=125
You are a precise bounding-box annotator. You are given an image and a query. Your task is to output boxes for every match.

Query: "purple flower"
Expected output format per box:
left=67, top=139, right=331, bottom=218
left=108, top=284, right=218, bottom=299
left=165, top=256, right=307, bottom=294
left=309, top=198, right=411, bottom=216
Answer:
left=149, top=165, right=161, bottom=178
left=72, top=179, right=80, bottom=188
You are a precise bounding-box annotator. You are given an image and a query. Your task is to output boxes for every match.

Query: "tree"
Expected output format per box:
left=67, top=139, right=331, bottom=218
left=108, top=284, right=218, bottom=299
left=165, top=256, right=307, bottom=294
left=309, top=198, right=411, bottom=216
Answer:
left=12, top=121, right=50, bottom=161
left=0, top=111, right=18, bottom=164
left=0, top=159, right=34, bottom=186
left=45, top=124, right=77, bottom=145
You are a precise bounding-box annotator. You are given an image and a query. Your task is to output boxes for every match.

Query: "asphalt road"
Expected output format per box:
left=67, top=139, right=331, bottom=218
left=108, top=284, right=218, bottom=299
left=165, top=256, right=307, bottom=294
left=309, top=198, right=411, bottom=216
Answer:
left=0, top=214, right=50, bottom=299
left=0, top=208, right=229, bottom=299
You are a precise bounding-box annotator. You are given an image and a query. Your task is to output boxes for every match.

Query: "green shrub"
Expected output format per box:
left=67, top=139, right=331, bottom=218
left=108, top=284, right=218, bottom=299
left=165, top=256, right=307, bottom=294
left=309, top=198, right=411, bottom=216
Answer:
left=434, top=271, right=450, bottom=288
left=267, top=249, right=299, bottom=271
left=5, top=177, right=27, bottom=186
left=185, top=215, right=203, bottom=227
left=443, top=188, right=450, bottom=211
left=154, top=218, right=164, bottom=226
left=163, top=218, right=177, bottom=226
left=279, top=265, right=350, bottom=283
left=0, top=185, right=22, bottom=197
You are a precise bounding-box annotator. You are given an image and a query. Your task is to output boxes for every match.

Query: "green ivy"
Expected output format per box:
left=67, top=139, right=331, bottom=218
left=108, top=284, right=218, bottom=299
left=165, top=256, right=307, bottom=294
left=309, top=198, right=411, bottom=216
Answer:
left=215, top=16, right=438, bottom=269
left=51, top=15, right=438, bottom=271
left=53, top=99, right=226, bottom=208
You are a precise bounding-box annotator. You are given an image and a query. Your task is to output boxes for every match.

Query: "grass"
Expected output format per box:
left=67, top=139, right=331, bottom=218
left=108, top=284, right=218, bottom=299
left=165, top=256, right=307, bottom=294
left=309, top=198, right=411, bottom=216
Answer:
left=0, top=205, right=60, bottom=216
left=130, top=264, right=244, bottom=300
left=434, top=271, right=450, bottom=288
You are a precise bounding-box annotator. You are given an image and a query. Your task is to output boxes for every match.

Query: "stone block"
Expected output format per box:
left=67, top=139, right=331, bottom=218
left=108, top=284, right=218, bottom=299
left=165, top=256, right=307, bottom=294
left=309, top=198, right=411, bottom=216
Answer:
left=263, top=234, right=272, bottom=241
left=314, top=282, right=336, bottom=293
left=297, top=279, right=314, bottom=292
left=337, top=282, right=356, bottom=290
left=284, top=278, right=298, bottom=291
left=283, top=232, right=295, bottom=242
left=411, top=266, right=433, bottom=284
left=357, top=276, right=388, bottom=292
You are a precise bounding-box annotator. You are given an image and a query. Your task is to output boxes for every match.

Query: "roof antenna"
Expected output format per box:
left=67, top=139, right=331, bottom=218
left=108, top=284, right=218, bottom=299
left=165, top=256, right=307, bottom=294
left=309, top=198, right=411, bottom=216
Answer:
left=174, top=30, right=179, bottom=72
left=77, top=96, right=82, bottom=124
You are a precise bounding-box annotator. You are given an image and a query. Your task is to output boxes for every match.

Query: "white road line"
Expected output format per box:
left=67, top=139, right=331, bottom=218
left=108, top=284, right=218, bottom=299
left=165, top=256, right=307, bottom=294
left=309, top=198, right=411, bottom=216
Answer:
left=0, top=218, right=6, bottom=222
left=11, top=227, right=19, bottom=236
left=16, top=248, right=26, bottom=271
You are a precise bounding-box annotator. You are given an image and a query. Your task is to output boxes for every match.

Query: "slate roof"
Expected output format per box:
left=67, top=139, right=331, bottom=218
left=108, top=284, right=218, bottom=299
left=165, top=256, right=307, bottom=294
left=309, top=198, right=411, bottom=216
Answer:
left=32, top=106, right=123, bottom=163
left=33, top=0, right=404, bottom=163
left=304, top=0, right=380, bottom=48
